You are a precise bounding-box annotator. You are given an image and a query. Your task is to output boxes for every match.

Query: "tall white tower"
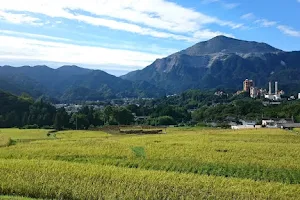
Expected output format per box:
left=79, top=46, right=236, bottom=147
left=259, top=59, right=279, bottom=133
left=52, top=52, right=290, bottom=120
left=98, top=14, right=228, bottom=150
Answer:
left=269, top=82, right=272, bottom=95
left=275, top=82, right=278, bottom=95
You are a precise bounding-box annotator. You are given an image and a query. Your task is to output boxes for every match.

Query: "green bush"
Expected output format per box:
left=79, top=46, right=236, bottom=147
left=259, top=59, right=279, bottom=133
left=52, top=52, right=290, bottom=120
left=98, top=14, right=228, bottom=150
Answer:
left=41, top=125, right=54, bottom=130
left=21, top=124, right=39, bottom=129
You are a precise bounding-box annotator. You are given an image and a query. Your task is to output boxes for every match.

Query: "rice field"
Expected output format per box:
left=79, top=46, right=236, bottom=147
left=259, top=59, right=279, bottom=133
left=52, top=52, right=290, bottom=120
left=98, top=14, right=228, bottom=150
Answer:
left=0, top=127, right=300, bottom=199
left=0, top=196, right=38, bottom=200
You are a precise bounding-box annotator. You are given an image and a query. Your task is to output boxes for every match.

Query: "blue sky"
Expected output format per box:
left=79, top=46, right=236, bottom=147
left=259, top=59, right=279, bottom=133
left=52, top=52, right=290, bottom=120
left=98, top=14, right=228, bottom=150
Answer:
left=0, top=0, right=299, bottom=76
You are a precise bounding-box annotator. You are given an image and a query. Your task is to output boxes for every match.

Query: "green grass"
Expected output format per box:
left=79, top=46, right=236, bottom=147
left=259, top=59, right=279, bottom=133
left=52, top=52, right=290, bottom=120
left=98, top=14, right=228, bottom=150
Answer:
left=131, top=146, right=146, bottom=158
left=0, top=127, right=300, bottom=199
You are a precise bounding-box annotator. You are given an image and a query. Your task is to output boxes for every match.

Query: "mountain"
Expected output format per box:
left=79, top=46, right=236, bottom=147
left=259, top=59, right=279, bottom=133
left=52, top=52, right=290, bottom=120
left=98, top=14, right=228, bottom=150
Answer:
left=2, top=36, right=300, bottom=101
left=122, top=36, right=300, bottom=94
left=180, top=35, right=281, bottom=55
left=0, top=65, right=166, bottom=102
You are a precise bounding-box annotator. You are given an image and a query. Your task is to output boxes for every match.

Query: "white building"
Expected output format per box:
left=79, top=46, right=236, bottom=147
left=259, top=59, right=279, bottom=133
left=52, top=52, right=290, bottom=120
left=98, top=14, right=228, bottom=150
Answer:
left=231, top=125, right=261, bottom=129
left=262, top=118, right=294, bottom=128
left=231, top=120, right=261, bottom=129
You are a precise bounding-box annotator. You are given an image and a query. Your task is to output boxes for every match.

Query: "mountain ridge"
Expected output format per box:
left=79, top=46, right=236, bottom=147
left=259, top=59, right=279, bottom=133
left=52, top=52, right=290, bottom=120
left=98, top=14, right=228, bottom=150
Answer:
left=0, top=65, right=166, bottom=101
left=122, top=36, right=300, bottom=94
left=179, top=35, right=282, bottom=56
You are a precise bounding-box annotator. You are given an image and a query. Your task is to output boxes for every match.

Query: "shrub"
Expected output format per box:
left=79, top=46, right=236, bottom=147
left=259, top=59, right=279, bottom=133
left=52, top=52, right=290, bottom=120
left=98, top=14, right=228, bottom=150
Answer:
left=41, top=125, right=54, bottom=130
left=21, top=124, right=39, bottom=129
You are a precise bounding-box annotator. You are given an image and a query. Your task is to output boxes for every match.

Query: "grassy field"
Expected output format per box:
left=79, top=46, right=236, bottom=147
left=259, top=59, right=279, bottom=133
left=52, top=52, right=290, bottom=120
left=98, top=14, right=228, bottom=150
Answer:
left=0, top=127, right=300, bottom=199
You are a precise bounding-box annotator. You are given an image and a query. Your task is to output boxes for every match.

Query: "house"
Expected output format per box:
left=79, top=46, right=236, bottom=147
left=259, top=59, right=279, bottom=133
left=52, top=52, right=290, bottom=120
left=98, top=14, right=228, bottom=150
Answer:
left=278, top=123, right=300, bottom=129
left=231, top=120, right=260, bottom=129
left=231, top=124, right=261, bottom=130
left=240, top=120, right=256, bottom=126
left=262, top=118, right=294, bottom=128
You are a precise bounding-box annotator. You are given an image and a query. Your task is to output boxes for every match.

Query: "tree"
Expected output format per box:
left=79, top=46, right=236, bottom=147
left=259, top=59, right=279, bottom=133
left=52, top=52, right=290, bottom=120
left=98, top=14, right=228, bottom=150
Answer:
left=150, top=116, right=176, bottom=126
left=54, top=108, right=70, bottom=130
left=54, top=113, right=63, bottom=131
left=92, top=110, right=104, bottom=127
left=27, top=100, right=56, bottom=127
left=19, top=93, right=34, bottom=104
left=22, top=112, right=29, bottom=127
left=104, top=106, right=113, bottom=124
left=127, top=104, right=140, bottom=115
left=70, top=113, right=89, bottom=130
left=6, top=111, right=20, bottom=127
left=158, top=116, right=176, bottom=125
left=0, top=115, right=4, bottom=128
left=113, top=108, right=134, bottom=125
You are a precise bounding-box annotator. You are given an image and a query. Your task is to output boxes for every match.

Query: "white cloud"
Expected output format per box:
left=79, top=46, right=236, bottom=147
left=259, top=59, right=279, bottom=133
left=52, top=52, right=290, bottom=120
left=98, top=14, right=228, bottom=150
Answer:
left=241, top=11, right=300, bottom=38
left=0, top=30, right=71, bottom=42
left=0, top=0, right=239, bottom=42
left=0, top=10, right=42, bottom=26
left=241, top=13, right=255, bottom=20
left=218, top=21, right=244, bottom=29
left=241, top=13, right=277, bottom=28
left=255, top=19, right=277, bottom=27
left=193, top=29, right=234, bottom=40
left=277, top=25, right=300, bottom=37
left=201, top=0, right=239, bottom=9
left=68, top=14, right=194, bottom=42
left=222, top=3, right=239, bottom=9
left=201, top=0, right=220, bottom=4
left=0, top=35, right=166, bottom=68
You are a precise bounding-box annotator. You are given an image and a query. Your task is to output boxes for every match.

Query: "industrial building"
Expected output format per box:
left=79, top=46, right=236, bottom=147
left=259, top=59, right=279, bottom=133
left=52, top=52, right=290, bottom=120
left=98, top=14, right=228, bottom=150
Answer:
left=264, top=81, right=282, bottom=101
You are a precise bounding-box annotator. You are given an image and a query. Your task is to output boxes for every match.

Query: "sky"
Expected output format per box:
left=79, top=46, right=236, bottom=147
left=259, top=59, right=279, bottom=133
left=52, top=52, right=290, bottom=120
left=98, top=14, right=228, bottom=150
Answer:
left=0, top=0, right=299, bottom=76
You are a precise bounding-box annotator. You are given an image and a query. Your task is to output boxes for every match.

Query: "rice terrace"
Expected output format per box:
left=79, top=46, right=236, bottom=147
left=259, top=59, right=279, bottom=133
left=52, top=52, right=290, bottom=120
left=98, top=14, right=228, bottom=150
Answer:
left=0, top=127, right=300, bottom=199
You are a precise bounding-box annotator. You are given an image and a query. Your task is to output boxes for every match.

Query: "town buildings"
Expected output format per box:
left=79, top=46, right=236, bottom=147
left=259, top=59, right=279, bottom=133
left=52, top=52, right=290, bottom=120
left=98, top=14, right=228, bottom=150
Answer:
left=242, top=79, right=284, bottom=100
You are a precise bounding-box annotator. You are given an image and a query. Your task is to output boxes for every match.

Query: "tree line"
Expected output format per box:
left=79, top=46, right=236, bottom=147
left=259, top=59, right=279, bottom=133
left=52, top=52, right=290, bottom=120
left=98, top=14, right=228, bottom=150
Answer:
left=1, top=89, right=300, bottom=130
left=0, top=90, right=189, bottom=130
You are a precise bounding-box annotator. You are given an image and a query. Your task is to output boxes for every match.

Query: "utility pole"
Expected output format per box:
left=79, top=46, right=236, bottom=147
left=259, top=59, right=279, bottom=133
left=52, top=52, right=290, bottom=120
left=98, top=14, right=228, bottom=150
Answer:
left=76, top=115, right=78, bottom=130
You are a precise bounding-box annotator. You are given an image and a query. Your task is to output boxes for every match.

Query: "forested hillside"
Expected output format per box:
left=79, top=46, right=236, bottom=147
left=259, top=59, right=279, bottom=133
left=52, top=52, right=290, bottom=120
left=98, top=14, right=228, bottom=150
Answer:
left=0, top=65, right=166, bottom=101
